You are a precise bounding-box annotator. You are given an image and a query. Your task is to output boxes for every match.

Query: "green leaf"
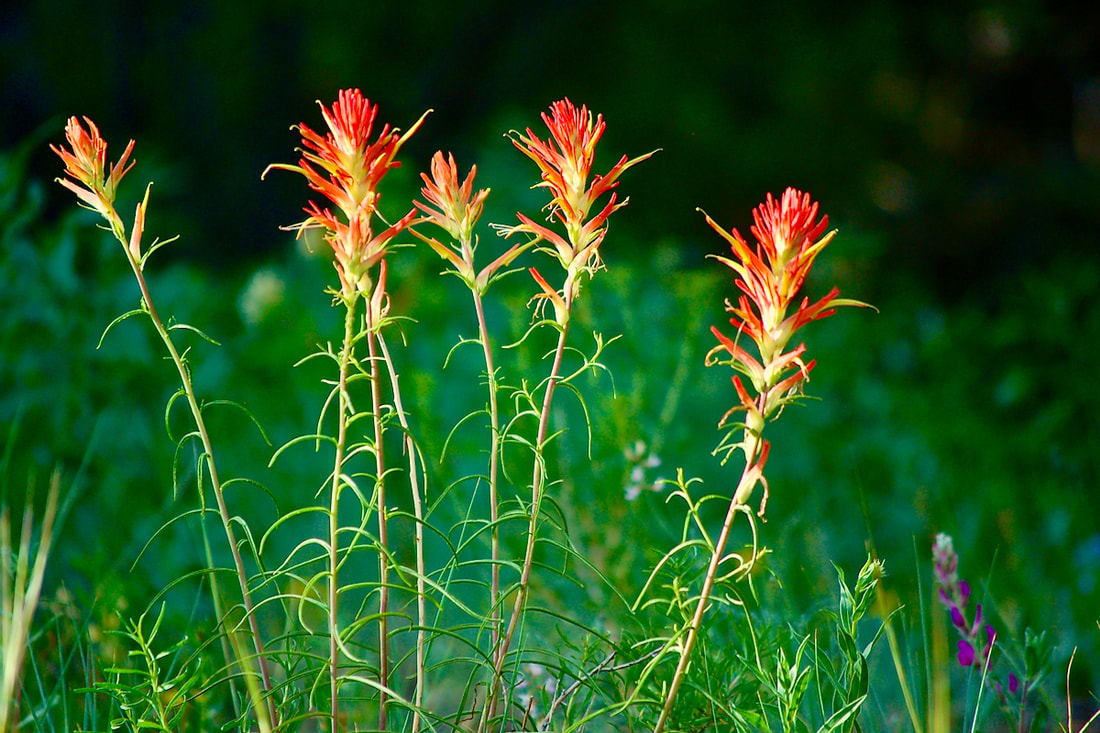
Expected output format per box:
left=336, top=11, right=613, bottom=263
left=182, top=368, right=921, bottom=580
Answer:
left=816, top=695, right=867, bottom=733
left=168, top=321, right=221, bottom=346
left=98, top=307, right=146, bottom=348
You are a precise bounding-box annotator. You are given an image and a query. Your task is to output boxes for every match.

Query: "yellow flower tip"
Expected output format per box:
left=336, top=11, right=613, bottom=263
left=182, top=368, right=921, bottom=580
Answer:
left=399, top=108, right=433, bottom=147
left=128, top=183, right=152, bottom=262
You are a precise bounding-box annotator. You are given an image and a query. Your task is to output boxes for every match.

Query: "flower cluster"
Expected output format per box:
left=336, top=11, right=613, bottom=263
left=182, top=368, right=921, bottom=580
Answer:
left=704, top=188, right=868, bottom=511
left=51, top=116, right=147, bottom=261
left=503, top=99, right=653, bottom=325
left=415, top=151, right=489, bottom=244
left=933, top=533, right=1018, bottom=693
left=413, top=152, right=528, bottom=294
left=265, top=88, right=429, bottom=305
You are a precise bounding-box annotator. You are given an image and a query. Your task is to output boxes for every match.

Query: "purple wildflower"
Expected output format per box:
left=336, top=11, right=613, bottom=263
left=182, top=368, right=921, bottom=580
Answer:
left=932, top=533, right=995, bottom=671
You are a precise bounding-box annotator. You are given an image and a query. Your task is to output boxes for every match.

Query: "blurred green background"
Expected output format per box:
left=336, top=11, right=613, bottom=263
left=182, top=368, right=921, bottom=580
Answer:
left=3, top=0, right=1099, bottom=716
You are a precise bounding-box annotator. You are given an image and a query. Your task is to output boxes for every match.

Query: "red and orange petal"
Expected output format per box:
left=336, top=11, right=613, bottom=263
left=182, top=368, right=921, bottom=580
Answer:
left=318, top=88, right=381, bottom=158
left=709, top=325, right=766, bottom=388
left=528, top=266, right=568, bottom=322
left=296, top=158, right=361, bottom=215
left=289, top=90, right=428, bottom=222
left=723, top=295, right=768, bottom=346
left=416, top=151, right=488, bottom=241
left=738, top=439, right=772, bottom=515
left=717, top=375, right=765, bottom=431
left=364, top=208, right=417, bottom=261
left=749, top=188, right=829, bottom=266
left=762, top=360, right=816, bottom=418
left=510, top=212, right=574, bottom=265
left=509, top=100, right=602, bottom=220
left=783, top=288, right=842, bottom=335
left=52, top=116, right=135, bottom=203
left=52, top=116, right=107, bottom=186
left=542, top=99, right=604, bottom=169
left=298, top=90, right=391, bottom=182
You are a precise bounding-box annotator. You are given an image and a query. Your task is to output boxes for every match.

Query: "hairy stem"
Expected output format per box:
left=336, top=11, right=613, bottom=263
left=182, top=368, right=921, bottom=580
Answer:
left=376, top=332, right=426, bottom=732
left=124, top=252, right=276, bottom=731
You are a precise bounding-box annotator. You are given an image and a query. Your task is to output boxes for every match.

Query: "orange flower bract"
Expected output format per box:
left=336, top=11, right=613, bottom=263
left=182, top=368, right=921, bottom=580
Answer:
left=51, top=116, right=135, bottom=236
left=505, top=99, right=654, bottom=273
left=705, top=188, right=870, bottom=469
left=265, top=88, right=429, bottom=299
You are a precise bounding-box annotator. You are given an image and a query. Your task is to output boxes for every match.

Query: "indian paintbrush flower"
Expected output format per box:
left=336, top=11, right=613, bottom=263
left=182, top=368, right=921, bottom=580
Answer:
left=655, top=190, right=869, bottom=733
left=264, top=88, right=429, bottom=302
left=51, top=116, right=148, bottom=261
left=502, top=98, right=654, bottom=325
left=413, top=151, right=531, bottom=293
left=416, top=151, right=489, bottom=245
left=704, top=188, right=869, bottom=512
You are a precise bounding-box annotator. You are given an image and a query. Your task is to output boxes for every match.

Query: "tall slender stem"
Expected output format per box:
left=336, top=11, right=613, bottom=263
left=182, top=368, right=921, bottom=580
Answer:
left=125, top=253, right=276, bottom=731
left=653, top=398, right=766, bottom=733
left=366, top=327, right=390, bottom=730
left=471, top=290, right=502, bottom=656
left=376, top=332, right=426, bottom=732
left=327, top=300, right=358, bottom=733
left=479, top=296, right=573, bottom=733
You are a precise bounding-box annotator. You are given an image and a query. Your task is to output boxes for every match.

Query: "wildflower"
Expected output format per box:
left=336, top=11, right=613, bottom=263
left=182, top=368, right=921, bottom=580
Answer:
left=704, top=188, right=869, bottom=509
left=415, top=151, right=489, bottom=244
left=503, top=99, right=654, bottom=324
left=51, top=116, right=145, bottom=256
left=932, top=533, right=996, bottom=670
left=413, top=151, right=530, bottom=294
left=265, top=88, right=429, bottom=301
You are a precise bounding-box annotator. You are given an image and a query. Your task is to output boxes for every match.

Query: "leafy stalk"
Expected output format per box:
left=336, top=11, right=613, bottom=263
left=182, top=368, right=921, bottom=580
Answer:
left=52, top=119, right=276, bottom=729
left=652, top=430, right=764, bottom=733
left=470, top=290, right=504, bottom=660
left=123, top=220, right=276, bottom=733
left=479, top=288, right=575, bottom=733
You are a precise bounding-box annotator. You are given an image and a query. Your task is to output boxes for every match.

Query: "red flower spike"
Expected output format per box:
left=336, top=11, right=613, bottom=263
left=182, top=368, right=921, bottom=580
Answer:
left=413, top=151, right=537, bottom=294
left=51, top=116, right=135, bottom=237
left=750, top=188, right=829, bottom=270
left=505, top=98, right=654, bottom=276
left=415, top=151, right=489, bottom=244
left=706, top=189, right=871, bottom=510
left=266, top=89, right=430, bottom=299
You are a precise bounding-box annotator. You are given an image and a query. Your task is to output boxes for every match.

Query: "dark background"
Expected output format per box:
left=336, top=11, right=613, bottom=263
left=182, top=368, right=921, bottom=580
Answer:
left=3, top=0, right=1100, bottom=713
left=6, top=0, right=1099, bottom=291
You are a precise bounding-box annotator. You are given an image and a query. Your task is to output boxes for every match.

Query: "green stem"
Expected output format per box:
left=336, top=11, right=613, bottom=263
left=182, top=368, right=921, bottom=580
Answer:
left=479, top=295, right=573, bottom=733
left=328, top=300, right=357, bottom=733
left=470, top=290, right=503, bottom=659
left=124, top=252, right=276, bottom=731
left=376, top=332, right=426, bottom=732
left=366, top=327, right=390, bottom=730
left=652, top=403, right=765, bottom=733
